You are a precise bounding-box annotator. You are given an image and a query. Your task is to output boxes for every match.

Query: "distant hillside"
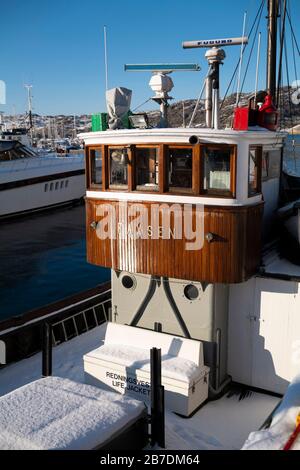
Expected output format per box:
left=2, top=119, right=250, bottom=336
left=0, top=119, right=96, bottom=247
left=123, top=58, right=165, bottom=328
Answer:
left=3, top=87, right=299, bottom=137
left=147, top=86, right=300, bottom=129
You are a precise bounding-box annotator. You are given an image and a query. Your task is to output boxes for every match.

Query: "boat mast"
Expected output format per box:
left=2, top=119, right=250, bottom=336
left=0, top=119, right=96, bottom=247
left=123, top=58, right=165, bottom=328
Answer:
left=73, top=114, right=77, bottom=139
left=266, top=0, right=279, bottom=98
left=24, top=84, right=34, bottom=143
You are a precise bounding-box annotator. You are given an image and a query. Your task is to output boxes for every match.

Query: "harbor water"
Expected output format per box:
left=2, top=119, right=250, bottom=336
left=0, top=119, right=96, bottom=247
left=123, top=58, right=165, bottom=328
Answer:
left=0, top=204, right=110, bottom=322
left=284, top=134, right=300, bottom=174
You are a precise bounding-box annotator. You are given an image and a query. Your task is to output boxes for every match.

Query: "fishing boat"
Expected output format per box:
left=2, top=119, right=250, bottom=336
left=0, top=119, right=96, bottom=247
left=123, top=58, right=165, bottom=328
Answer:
left=0, top=0, right=300, bottom=452
left=77, top=0, right=300, bottom=449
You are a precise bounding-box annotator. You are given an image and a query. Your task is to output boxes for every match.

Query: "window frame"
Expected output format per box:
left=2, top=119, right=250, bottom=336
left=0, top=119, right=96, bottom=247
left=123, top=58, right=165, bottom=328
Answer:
left=200, top=144, right=237, bottom=198
left=133, top=145, right=160, bottom=192
left=248, top=145, right=262, bottom=197
left=107, top=145, right=132, bottom=190
left=86, top=145, right=103, bottom=189
left=166, top=144, right=196, bottom=195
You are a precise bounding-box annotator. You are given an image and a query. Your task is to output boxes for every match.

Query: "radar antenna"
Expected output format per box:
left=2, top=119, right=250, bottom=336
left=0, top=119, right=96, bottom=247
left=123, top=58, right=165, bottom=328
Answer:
left=124, top=63, right=200, bottom=127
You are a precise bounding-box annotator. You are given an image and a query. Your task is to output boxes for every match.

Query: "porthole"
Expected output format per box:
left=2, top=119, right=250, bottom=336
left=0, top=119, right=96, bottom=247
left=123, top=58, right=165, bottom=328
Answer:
left=50, top=182, right=54, bottom=191
left=60, top=181, right=64, bottom=188
left=65, top=180, right=69, bottom=188
left=44, top=183, right=48, bottom=192
left=121, top=274, right=136, bottom=291
left=55, top=182, right=59, bottom=190
left=183, top=284, right=199, bottom=301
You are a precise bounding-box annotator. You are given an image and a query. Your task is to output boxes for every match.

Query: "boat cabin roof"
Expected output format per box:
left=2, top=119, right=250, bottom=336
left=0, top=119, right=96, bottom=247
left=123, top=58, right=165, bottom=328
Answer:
left=79, top=127, right=285, bottom=147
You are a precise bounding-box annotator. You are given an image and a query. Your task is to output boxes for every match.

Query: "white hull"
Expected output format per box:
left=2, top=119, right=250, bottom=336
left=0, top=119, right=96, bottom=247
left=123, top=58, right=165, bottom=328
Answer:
left=0, top=174, right=85, bottom=217
left=0, top=155, right=86, bottom=218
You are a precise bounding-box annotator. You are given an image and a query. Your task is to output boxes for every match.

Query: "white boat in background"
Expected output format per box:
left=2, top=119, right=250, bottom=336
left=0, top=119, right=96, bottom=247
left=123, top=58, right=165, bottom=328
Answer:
left=0, top=128, right=86, bottom=219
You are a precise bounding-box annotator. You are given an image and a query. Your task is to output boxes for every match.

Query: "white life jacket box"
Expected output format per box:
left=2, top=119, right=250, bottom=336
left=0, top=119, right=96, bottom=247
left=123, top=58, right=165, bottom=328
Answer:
left=84, top=323, right=209, bottom=417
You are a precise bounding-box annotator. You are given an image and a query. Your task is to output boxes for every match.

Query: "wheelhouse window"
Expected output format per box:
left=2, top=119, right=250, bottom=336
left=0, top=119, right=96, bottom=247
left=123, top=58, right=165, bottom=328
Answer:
left=135, top=147, right=158, bottom=191
left=109, top=147, right=129, bottom=188
left=262, top=149, right=281, bottom=181
left=94, top=143, right=237, bottom=197
left=90, top=148, right=102, bottom=186
left=168, top=147, right=193, bottom=191
left=248, top=146, right=262, bottom=196
left=201, top=145, right=234, bottom=196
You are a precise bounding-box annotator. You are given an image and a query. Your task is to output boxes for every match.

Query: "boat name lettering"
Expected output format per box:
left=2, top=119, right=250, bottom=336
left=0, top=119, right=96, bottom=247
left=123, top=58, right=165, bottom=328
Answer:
left=95, top=202, right=205, bottom=251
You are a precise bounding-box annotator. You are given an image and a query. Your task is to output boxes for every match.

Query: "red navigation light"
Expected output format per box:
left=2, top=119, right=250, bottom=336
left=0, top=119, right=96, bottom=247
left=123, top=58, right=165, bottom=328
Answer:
left=257, top=94, right=278, bottom=131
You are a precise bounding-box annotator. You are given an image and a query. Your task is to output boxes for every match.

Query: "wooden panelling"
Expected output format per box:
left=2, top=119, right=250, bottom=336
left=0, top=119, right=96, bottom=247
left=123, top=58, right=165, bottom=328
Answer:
left=85, top=198, right=264, bottom=284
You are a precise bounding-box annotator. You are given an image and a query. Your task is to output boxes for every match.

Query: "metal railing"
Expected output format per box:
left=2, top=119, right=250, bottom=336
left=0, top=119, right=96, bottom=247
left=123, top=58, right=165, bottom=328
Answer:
left=51, top=297, right=111, bottom=346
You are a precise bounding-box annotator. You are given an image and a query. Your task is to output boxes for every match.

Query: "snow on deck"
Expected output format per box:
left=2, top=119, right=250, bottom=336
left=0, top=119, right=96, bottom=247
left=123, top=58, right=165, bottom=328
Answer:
left=0, top=324, right=280, bottom=450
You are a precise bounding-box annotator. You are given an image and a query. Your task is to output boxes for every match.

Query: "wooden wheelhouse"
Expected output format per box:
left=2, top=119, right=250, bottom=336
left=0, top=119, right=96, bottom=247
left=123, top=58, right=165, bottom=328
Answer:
left=82, top=128, right=283, bottom=284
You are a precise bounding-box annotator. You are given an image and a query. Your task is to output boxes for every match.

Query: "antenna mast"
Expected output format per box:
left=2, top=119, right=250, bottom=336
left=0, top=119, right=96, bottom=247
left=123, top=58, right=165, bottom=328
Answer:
left=266, top=0, right=279, bottom=98
left=254, top=32, right=262, bottom=107
left=183, top=37, right=248, bottom=129
left=235, top=12, right=247, bottom=106
left=104, top=26, right=109, bottom=92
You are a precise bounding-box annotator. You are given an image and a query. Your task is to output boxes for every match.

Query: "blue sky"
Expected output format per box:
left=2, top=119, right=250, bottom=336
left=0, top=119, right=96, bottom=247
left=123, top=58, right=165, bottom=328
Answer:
left=1, top=0, right=299, bottom=115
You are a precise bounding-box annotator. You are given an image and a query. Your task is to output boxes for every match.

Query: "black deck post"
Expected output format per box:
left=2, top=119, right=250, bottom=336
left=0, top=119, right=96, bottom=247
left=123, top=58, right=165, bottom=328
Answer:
left=150, top=347, right=165, bottom=448
left=42, top=322, right=52, bottom=377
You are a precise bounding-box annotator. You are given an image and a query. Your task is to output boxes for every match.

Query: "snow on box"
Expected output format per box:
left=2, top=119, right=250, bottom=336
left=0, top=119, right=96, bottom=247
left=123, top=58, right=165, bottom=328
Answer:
left=83, top=323, right=209, bottom=416
left=0, top=376, right=146, bottom=450
left=87, top=343, right=202, bottom=383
